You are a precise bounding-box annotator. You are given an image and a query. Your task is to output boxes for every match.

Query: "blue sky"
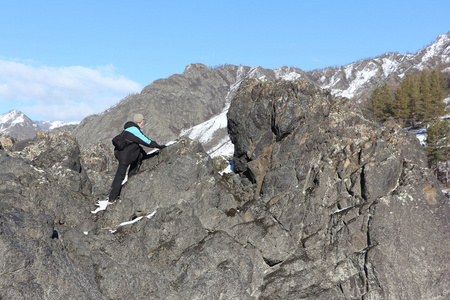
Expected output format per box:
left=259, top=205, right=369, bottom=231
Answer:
left=0, top=0, right=449, bottom=121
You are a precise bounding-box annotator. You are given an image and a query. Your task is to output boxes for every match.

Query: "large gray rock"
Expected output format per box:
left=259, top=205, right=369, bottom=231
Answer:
left=89, top=138, right=268, bottom=299
left=0, top=78, right=447, bottom=299
left=228, top=79, right=449, bottom=299
left=0, top=137, right=102, bottom=299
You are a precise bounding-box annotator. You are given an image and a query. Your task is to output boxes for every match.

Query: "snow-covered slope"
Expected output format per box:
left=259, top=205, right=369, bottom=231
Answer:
left=309, top=33, right=450, bottom=100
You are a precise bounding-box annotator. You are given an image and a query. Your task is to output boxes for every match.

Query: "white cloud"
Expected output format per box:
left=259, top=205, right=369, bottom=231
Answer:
left=0, top=59, right=142, bottom=121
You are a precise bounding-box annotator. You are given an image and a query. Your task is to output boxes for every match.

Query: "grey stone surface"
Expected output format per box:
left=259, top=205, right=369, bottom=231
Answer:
left=0, top=79, right=448, bottom=299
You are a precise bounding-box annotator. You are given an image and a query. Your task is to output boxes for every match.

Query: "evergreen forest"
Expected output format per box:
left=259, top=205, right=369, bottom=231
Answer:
left=366, top=69, right=449, bottom=186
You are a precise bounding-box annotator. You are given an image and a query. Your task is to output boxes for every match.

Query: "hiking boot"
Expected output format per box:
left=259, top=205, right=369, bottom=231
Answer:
left=107, top=197, right=117, bottom=204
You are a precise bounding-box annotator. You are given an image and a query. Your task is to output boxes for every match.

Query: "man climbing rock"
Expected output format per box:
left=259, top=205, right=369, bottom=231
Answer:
left=108, top=113, right=166, bottom=202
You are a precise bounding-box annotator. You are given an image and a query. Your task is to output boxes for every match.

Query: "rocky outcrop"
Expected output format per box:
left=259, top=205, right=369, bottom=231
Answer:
left=0, top=132, right=101, bottom=299
left=80, top=142, right=117, bottom=197
left=0, top=79, right=448, bottom=299
left=228, top=79, right=449, bottom=299
left=0, top=133, right=14, bottom=150
left=90, top=139, right=267, bottom=299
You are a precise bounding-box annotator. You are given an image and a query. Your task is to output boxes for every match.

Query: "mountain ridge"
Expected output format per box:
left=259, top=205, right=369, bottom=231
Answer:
left=308, top=33, right=450, bottom=100
left=1, top=33, right=448, bottom=147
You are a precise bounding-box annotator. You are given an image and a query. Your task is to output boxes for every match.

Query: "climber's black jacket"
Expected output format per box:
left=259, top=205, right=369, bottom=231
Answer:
left=114, top=121, right=164, bottom=165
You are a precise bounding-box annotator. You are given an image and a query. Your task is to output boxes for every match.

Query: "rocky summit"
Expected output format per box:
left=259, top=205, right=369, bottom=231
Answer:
left=0, top=79, right=448, bottom=299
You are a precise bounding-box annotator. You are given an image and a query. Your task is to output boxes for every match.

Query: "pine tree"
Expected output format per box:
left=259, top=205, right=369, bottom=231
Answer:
left=419, top=70, right=432, bottom=122
left=393, top=85, right=409, bottom=126
left=425, top=118, right=450, bottom=182
left=380, top=83, right=395, bottom=120
left=401, top=74, right=421, bottom=127
left=367, top=83, right=394, bottom=122
left=427, top=70, right=447, bottom=122
left=366, top=86, right=382, bottom=119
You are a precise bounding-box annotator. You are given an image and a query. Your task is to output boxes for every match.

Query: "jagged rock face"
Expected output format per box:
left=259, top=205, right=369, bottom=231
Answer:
left=227, top=79, right=449, bottom=299
left=0, top=79, right=448, bottom=299
left=90, top=138, right=268, bottom=299
left=0, top=133, right=268, bottom=299
left=80, top=142, right=117, bottom=197
left=0, top=133, right=101, bottom=299
left=0, top=133, right=14, bottom=150
left=17, top=131, right=92, bottom=196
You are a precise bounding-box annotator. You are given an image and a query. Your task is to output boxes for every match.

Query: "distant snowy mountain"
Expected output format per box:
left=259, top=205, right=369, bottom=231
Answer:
left=0, top=110, right=79, bottom=140
left=0, top=110, right=40, bottom=140
left=36, top=120, right=80, bottom=131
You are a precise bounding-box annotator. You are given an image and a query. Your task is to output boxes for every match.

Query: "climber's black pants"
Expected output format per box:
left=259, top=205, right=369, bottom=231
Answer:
left=108, top=153, right=142, bottom=200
